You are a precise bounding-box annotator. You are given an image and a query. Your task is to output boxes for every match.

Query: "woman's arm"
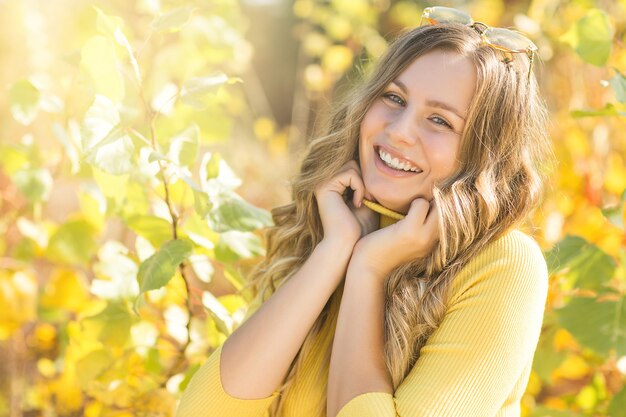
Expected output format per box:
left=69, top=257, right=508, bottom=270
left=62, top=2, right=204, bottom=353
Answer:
left=326, top=259, right=392, bottom=417
left=220, top=238, right=354, bottom=400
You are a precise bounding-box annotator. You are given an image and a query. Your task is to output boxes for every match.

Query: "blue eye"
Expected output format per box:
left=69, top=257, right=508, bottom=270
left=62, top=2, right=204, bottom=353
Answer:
left=382, top=92, right=405, bottom=106
left=431, top=116, right=452, bottom=129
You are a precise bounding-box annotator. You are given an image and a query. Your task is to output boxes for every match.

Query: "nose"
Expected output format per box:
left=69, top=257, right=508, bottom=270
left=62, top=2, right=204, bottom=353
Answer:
left=385, top=109, right=419, bottom=147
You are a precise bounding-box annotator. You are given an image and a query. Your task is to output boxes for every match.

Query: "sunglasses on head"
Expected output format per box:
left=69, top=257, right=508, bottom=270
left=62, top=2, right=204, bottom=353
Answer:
left=420, top=6, right=538, bottom=82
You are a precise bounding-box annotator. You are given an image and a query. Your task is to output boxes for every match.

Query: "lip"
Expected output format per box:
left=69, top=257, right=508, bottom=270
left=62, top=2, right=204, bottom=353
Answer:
left=373, top=144, right=422, bottom=177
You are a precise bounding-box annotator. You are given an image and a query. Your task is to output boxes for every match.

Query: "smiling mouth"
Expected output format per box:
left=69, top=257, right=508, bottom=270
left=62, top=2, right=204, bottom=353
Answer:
left=374, top=145, right=423, bottom=174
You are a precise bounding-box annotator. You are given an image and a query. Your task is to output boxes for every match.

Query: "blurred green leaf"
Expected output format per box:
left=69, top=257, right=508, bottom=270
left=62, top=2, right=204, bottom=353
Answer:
left=609, top=68, right=626, bottom=103
left=91, top=166, right=129, bottom=210
left=81, top=95, right=135, bottom=175
left=9, top=79, right=40, bottom=126
left=151, top=7, right=194, bottom=32
left=83, top=301, right=135, bottom=346
left=556, top=294, right=626, bottom=356
left=528, top=406, right=581, bottom=417
left=137, top=239, right=193, bottom=293
left=13, top=168, right=53, bottom=204
left=94, top=6, right=124, bottom=38
left=193, top=189, right=212, bottom=218
left=180, top=73, right=231, bottom=109
left=80, top=36, right=125, bottom=103
left=559, top=8, right=613, bottom=67
left=208, top=191, right=273, bottom=232
left=570, top=103, right=626, bottom=118
left=202, top=291, right=233, bottom=334
left=75, top=348, right=114, bottom=387
left=532, top=312, right=567, bottom=381
left=545, top=235, right=616, bottom=292
left=602, top=190, right=626, bottom=229
left=125, top=215, right=173, bottom=248
left=168, top=124, right=199, bottom=167
left=181, top=213, right=218, bottom=250
left=94, top=6, right=142, bottom=85
left=47, top=220, right=97, bottom=266
left=215, top=230, right=264, bottom=262
left=205, top=152, right=221, bottom=180
left=608, top=385, right=626, bottom=417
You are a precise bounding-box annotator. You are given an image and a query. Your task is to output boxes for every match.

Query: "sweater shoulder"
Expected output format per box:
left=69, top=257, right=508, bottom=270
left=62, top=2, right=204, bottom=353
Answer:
left=447, top=229, right=548, bottom=306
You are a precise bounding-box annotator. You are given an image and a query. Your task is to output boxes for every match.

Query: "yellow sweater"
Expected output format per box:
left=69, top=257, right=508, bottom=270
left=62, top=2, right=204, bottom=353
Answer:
left=177, top=212, right=549, bottom=417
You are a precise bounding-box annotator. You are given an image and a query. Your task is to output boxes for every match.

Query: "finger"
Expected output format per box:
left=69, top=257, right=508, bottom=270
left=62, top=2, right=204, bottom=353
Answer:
left=345, top=159, right=360, bottom=171
left=422, top=200, right=440, bottom=238
left=405, top=198, right=431, bottom=225
left=345, top=170, right=365, bottom=208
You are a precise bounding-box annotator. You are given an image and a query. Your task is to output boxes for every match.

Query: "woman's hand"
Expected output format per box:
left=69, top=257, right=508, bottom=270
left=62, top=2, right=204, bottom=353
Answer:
left=350, top=198, right=440, bottom=279
left=314, top=160, right=378, bottom=250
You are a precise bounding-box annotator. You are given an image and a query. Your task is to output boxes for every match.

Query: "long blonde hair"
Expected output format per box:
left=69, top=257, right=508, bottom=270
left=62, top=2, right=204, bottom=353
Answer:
left=242, top=23, right=552, bottom=417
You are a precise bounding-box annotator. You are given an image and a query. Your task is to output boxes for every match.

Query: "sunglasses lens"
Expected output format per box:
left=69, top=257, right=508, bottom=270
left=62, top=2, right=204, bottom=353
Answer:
left=422, top=6, right=473, bottom=25
left=483, top=27, right=537, bottom=53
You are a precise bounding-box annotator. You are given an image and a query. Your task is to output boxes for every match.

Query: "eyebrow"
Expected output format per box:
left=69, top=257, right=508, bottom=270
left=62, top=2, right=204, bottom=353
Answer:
left=392, top=80, right=466, bottom=121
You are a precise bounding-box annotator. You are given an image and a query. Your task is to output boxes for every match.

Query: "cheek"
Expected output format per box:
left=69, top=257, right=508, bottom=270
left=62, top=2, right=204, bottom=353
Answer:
left=360, top=103, right=387, bottom=136
left=424, top=138, right=461, bottom=179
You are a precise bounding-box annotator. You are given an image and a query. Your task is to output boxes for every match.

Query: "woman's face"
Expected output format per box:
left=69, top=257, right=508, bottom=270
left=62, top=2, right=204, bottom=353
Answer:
left=358, top=49, right=477, bottom=214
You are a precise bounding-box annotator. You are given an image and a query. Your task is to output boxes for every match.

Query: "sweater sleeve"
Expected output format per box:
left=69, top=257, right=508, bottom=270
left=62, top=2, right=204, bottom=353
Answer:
left=176, top=295, right=280, bottom=417
left=336, top=231, right=549, bottom=417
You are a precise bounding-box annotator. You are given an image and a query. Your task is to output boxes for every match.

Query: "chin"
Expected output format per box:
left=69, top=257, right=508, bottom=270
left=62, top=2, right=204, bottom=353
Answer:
left=370, top=193, right=410, bottom=214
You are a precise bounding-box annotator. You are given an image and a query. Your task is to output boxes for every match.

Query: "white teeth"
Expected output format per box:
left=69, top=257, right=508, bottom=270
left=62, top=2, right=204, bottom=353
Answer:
left=378, top=148, right=419, bottom=172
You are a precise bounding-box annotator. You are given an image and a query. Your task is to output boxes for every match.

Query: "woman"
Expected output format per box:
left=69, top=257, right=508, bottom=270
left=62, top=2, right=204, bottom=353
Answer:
left=177, top=6, right=553, bottom=417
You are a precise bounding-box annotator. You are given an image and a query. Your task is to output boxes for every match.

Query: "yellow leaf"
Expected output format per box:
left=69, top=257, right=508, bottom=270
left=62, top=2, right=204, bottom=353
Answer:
left=33, top=323, right=57, bottom=351
left=564, top=128, right=590, bottom=157
left=51, top=373, right=83, bottom=413
left=84, top=401, right=103, bottom=417
left=134, top=388, right=176, bottom=415
left=551, top=353, right=591, bottom=380
left=293, top=0, right=314, bottom=18
left=469, top=0, right=504, bottom=25
left=269, top=131, right=289, bottom=156
left=389, top=1, right=421, bottom=28
left=575, top=385, right=597, bottom=410
left=325, top=15, right=352, bottom=41
left=253, top=117, right=276, bottom=141
left=604, top=153, right=626, bottom=195
left=304, top=64, right=331, bottom=92
left=37, top=358, right=56, bottom=378
left=553, top=328, right=580, bottom=352
left=40, top=268, right=90, bottom=313
left=543, top=396, right=568, bottom=409
left=524, top=370, right=542, bottom=396
left=331, top=0, right=370, bottom=20
left=555, top=194, right=575, bottom=216
left=303, top=32, right=330, bottom=57
left=322, top=45, right=354, bottom=74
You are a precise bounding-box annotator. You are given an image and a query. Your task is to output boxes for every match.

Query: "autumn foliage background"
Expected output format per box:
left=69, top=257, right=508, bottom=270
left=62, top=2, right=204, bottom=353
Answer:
left=1, top=0, right=626, bottom=416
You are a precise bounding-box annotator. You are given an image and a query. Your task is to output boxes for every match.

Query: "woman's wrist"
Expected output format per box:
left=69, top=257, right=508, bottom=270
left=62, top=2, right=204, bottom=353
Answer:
left=349, top=241, right=395, bottom=281
left=317, top=237, right=357, bottom=260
